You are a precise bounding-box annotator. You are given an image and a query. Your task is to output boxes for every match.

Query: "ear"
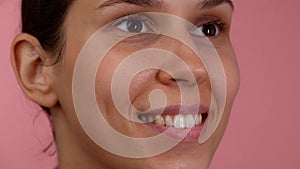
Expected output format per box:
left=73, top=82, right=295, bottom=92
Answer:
left=11, top=33, right=58, bottom=108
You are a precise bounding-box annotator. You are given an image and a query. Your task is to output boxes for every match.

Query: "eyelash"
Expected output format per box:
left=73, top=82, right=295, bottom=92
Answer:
left=112, top=14, right=155, bottom=31
left=110, top=13, right=228, bottom=37
left=197, top=16, right=227, bottom=33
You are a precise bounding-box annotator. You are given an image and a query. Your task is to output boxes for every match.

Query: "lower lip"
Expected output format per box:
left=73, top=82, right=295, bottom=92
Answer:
left=144, top=122, right=205, bottom=142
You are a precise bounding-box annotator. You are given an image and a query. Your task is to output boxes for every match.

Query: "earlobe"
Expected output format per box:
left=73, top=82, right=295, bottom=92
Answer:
left=11, top=33, right=58, bottom=108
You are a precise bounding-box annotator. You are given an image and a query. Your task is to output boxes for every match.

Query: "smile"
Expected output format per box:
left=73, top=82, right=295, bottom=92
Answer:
left=137, top=105, right=209, bottom=141
left=138, top=112, right=208, bottom=129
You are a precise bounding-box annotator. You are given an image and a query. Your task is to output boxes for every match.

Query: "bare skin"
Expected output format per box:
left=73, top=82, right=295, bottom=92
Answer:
left=11, top=0, right=239, bottom=168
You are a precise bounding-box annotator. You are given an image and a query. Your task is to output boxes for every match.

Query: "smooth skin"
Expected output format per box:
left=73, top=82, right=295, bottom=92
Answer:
left=11, top=0, right=239, bottom=168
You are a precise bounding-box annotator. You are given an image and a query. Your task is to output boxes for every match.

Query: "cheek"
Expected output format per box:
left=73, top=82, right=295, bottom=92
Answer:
left=94, top=54, right=121, bottom=110
left=221, top=46, right=240, bottom=105
left=94, top=48, right=143, bottom=113
left=128, top=69, right=158, bottom=108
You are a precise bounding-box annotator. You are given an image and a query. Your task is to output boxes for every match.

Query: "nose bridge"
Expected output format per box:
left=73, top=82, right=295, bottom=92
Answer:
left=156, top=35, right=208, bottom=86
left=176, top=40, right=208, bottom=85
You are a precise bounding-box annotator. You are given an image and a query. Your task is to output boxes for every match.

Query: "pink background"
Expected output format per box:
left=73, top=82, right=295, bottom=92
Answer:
left=1, top=0, right=299, bottom=169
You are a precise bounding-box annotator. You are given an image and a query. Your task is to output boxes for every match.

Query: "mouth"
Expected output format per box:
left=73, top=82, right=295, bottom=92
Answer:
left=137, top=105, right=209, bottom=141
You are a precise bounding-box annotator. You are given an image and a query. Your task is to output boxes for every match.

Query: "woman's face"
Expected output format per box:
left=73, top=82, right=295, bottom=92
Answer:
left=48, top=0, right=239, bottom=168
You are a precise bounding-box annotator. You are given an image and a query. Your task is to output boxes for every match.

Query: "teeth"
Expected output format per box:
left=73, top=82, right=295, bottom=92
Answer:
left=185, top=114, right=195, bottom=129
left=139, top=113, right=205, bottom=128
left=138, top=114, right=155, bottom=123
left=155, top=115, right=165, bottom=126
left=147, top=116, right=155, bottom=123
left=165, top=115, right=173, bottom=127
left=138, top=115, right=148, bottom=123
left=195, top=114, right=202, bottom=126
left=174, top=115, right=186, bottom=128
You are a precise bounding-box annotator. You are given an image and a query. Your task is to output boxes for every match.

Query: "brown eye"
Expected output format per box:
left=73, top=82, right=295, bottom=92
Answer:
left=201, top=24, right=218, bottom=36
left=193, top=23, right=220, bottom=37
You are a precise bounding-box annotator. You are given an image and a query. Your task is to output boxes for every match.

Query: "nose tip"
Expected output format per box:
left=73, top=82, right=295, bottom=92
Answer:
left=156, top=62, right=208, bottom=87
left=155, top=35, right=209, bottom=87
left=191, top=66, right=208, bottom=84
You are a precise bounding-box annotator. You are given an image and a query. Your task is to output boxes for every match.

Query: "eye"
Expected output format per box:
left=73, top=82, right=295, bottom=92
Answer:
left=116, top=15, right=150, bottom=33
left=193, top=23, right=220, bottom=37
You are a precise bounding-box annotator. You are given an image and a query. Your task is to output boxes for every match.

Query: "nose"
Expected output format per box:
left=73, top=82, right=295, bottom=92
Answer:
left=156, top=38, right=209, bottom=87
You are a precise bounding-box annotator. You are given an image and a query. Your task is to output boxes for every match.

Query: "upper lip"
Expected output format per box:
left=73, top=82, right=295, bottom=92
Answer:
left=138, top=104, right=209, bottom=117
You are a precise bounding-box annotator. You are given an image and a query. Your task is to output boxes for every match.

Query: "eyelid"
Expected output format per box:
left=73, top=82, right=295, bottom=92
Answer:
left=196, top=15, right=227, bottom=32
left=111, top=13, right=156, bottom=33
left=187, top=15, right=228, bottom=39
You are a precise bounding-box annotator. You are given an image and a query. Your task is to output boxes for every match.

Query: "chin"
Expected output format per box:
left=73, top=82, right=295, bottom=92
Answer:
left=143, top=151, right=212, bottom=169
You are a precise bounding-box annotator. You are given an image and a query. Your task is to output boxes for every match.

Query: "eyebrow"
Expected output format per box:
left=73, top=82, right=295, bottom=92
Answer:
left=201, top=0, right=234, bottom=9
left=98, top=0, right=234, bottom=10
left=98, top=0, right=160, bottom=8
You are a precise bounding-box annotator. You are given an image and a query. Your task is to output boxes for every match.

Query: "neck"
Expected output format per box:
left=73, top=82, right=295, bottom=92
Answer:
left=51, top=108, right=106, bottom=169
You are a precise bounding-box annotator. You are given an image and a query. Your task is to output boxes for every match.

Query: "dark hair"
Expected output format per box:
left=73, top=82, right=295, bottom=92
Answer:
left=22, top=0, right=73, bottom=57
left=22, top=0, right=74, bottom=112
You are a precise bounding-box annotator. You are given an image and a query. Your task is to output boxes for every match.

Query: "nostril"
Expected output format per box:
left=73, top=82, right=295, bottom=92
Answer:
left=156, top=68, right=207, bottom=87
left=172, top=78, right=188, bottom=83
left=156, top=70, right=190, bottom=86
left=156, top=70, right=175, bottom=85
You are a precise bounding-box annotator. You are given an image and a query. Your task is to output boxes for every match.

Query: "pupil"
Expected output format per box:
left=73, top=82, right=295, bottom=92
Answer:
left=202, top=24, right=216, bottom=36
left=127, top=20, right=143, bottom=33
